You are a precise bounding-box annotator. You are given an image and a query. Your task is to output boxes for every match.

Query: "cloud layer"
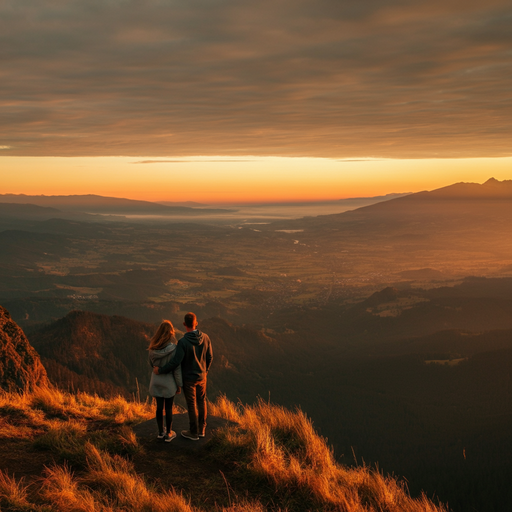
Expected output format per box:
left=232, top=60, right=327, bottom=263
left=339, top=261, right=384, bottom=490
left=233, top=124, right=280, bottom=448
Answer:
left=1, top=0, right=511, bottom=158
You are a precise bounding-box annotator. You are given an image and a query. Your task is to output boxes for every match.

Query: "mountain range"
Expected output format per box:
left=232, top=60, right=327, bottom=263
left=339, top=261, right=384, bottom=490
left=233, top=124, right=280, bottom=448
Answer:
left=271, top=177, right=512, bottom=228
left=0, top=193, right=234, bottom=217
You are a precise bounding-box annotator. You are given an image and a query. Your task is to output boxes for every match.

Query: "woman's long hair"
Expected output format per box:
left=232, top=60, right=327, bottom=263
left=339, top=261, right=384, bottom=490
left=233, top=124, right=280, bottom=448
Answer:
left=148, top=320, right=175, bottom=350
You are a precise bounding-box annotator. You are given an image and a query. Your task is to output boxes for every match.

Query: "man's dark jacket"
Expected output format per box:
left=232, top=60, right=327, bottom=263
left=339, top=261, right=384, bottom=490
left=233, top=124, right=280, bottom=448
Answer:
left=158, top=330, right=213, bottom=382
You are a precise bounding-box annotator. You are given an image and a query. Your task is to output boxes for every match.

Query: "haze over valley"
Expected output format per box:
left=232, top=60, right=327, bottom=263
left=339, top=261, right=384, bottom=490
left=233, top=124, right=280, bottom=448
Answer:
left=2, top=178, right=512, bottom=511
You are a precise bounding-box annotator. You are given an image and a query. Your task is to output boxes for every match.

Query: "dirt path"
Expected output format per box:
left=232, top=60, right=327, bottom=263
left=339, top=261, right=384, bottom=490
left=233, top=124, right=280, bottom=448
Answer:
left=132, top=414, right=237, bottom=510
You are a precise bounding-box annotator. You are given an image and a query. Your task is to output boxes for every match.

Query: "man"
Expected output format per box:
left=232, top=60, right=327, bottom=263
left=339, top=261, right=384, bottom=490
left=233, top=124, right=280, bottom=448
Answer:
left=153, top=312, right=213, bottom=440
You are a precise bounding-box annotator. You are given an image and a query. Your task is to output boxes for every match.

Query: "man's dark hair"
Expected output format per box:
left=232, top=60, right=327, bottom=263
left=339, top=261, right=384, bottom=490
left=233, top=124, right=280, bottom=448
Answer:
left=184, top=312, right=197, bottom=328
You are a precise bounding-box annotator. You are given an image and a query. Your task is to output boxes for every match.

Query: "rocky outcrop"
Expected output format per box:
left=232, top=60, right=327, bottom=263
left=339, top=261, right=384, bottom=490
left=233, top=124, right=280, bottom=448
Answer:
left=0, top=305, right=49, bottom=392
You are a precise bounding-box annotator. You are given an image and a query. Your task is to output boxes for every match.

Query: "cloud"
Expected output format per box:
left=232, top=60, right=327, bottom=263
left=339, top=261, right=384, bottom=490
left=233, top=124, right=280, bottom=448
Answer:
left=133, top=159, right=256, bottom=164
left=336, top=159, right=383, bottom=162
left=0, top=0, right=511, bottom=158
left=0, top=146, right=12, bottom=150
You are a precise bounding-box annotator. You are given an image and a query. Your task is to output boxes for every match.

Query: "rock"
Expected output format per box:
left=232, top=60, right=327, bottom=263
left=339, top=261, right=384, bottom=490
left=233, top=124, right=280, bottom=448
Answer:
left=0, top=305, right=49, bottom=392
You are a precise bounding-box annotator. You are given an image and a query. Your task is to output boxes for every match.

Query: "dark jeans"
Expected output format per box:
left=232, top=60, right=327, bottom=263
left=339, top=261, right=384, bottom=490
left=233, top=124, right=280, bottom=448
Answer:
left=155, top=395, right=175, bottom=434
left=183, top=379, right=207, bottom=435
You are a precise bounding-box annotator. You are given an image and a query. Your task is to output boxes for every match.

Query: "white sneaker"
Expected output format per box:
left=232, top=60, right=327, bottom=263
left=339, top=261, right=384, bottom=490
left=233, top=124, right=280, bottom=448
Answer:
left=165, top=430, right=177, bottom=442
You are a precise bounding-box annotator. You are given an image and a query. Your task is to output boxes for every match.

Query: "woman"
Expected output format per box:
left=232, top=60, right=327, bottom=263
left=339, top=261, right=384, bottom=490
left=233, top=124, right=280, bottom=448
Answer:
left=148, top=320, right=182, bottom=442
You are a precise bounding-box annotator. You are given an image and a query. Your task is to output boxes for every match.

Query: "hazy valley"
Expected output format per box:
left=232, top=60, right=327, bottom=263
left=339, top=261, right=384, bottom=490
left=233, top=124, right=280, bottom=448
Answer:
left=2, top=179, right=512, bottom=511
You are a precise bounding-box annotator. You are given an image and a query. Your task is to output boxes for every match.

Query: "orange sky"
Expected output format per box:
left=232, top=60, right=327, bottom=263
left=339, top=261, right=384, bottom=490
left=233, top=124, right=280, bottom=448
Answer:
left=1, top=1, right=511, bottom=202
left=1, top=156, right=511, bottom=203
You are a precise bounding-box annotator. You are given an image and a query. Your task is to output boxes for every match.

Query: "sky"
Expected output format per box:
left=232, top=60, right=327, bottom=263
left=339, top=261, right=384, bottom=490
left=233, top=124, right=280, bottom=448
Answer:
left=1, top=0, right=511, bottom=202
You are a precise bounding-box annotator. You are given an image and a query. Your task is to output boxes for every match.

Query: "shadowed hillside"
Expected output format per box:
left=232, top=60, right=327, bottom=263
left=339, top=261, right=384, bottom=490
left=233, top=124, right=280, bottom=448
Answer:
left=28, top=310, right=156, bottom=398
left=25, top=310, right=288, bottom=403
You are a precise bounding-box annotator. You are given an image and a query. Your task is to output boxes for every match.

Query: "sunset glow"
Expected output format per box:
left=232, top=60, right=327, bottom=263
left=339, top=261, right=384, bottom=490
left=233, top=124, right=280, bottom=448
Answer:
left=2, top=155, right=512, bottom=203
left=1, top=0, right=511, bottom=203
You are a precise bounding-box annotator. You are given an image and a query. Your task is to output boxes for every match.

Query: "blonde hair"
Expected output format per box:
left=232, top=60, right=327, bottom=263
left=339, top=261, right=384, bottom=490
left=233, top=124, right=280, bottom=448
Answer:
left=148, top=320, right=175, bottom=350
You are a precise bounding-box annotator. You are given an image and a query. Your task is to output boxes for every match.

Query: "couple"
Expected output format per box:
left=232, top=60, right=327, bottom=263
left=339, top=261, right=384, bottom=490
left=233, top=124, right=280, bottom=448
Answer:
left=148, top=312, right=213, bottom=442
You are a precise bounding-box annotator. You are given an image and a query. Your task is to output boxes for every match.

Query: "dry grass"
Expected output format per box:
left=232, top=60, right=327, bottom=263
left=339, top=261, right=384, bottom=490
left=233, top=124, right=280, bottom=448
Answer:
left=1, top=387, right=448, bottom=511
left=83, top=443, right=193, bottom=511
left=209, top=396, right=448, bottom=512
left=0, top=470, right=35, bottom=511
left=0, top=386, right=153, bottom=429
left=0, top=386, right=152, bottom=466
left=29, top=386, right=154, bottom=424
left=1, top=445, right=196, bottom=512
left=0, top=416, right=34, bottom=439
left=0, top=383, right=194, bottom=512
left=0, top=391, right=49, bottom=439
left=220, top=502, right=269, bottom=512
left=37, top=444, right=194, bottom=511
left=33, top=419, right=143, bottom=465
left=40, top=464, right=105, bottom=512
left=34, top=419, right=88, bottom=464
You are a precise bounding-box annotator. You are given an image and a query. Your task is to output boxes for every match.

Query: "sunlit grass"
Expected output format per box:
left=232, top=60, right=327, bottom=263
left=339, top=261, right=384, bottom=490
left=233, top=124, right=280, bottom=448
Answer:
left=0, top=386, right=151, bottom=468
left=0, top=386, right=153, bottom=426
left=221, top=503, right=267, bottom=512
left=40, top=464, right=102, bottom=512
left=0, top=470, right=36, bottom=511
left=34, top=419, right=88, bottom=463
left=0, top=387, right=447, bottom=511
left=0, top=387, right=193, bottom=511
left=36, top=444, right=195, bottom=512
left=209, top=396, right=448, bottom=512
left=84, top=443, right=193, bottom=511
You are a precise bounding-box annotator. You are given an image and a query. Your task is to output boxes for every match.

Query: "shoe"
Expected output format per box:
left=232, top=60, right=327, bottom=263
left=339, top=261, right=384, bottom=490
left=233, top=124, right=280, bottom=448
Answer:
left=164, top=430, right=177, bottom=442
left=157, top=431, right=166, bottom=439
left=198, top=432, right=206, bottom=438
left=181, top=430, right=199, bottom=441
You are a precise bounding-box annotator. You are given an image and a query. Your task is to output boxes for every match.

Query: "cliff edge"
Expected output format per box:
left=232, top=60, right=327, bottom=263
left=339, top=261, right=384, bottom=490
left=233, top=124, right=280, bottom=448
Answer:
left=0, top=305, right=49, bottom=392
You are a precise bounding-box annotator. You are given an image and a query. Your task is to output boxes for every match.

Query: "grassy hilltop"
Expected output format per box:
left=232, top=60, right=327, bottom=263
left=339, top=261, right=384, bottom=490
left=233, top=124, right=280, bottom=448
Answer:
left=0, top=387, right=447, bottom=512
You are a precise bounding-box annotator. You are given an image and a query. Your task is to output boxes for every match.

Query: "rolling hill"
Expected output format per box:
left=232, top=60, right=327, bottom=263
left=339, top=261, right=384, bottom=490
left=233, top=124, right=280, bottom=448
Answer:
left=25, top=310, right=286, bottom=403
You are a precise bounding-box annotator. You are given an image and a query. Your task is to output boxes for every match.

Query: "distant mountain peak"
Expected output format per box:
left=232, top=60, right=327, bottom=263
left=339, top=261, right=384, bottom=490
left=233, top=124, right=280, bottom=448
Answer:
left=406, top=177, right=512, bottom=201
left=482, top=177, right=512, bottom=187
